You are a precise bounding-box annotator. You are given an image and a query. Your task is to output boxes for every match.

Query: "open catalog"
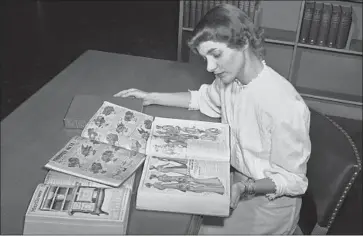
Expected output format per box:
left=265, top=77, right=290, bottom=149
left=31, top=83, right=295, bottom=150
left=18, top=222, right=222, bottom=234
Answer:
left=137, top=117, right=231, bottom=217
left=45, top=101, right=154, bottom=187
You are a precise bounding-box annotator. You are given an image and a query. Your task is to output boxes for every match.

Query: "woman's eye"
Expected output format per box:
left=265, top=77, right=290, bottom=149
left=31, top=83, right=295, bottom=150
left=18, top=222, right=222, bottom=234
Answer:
left=213, top=53, right=222, bottom=58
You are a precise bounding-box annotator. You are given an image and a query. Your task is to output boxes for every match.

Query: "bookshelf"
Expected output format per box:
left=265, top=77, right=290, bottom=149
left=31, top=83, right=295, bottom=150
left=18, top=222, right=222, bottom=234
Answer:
left=177, top=0, right=362, bottom=120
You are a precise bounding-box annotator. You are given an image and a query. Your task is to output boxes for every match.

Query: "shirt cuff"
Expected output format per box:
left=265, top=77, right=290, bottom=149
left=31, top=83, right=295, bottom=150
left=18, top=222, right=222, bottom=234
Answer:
left=188, top=89, right=199, bottom=110
left=265, top=174, right=287, bottom=200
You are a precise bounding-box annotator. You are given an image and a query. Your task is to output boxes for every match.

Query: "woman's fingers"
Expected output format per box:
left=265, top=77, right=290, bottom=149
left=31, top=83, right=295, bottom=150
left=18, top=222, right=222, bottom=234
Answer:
left=230, top=183, right=240, bottom=209
left=114, top=88, right=142, bottom=98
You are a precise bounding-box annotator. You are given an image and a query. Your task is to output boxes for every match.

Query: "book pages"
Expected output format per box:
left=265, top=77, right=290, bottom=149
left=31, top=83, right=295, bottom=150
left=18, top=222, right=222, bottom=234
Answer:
left=44, top=170, right=135, bottom=190
left=136, top=155, right=230, bottom=216
left=81, top=101, right=154, bottom=154
left=146, top=117, right=230, bottom=161
left=45, top=136, right=145, bottom=187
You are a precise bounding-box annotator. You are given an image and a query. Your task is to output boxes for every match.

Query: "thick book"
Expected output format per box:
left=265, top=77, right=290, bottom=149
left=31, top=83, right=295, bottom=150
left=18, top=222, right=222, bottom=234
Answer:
left=190, top=0, right=197, bottom=28
left=202, top=0, right=210, bottom=16
left=183, top=0, right=191, bottom=28
left=316, top=3, right=333, bottom=46
left=243, top=0, right=250, bottom=15
left=327, top=4, right=342, bottom=48
left=46, top=101, right=154, bottom=187
left=299, top=1, right=315, bottom=44
left=23, top=183, right=131, bottom=235
left=136, top=117, right=231, bottom=217
left=195, top=0, right=203, bottom=25
left=308, top=2, right=324, bottom=45
left=335, top=5, right=353, bottom=49
left=248, top=0, right=256, bottom=22
left=63, top=94, right=143, bottom=129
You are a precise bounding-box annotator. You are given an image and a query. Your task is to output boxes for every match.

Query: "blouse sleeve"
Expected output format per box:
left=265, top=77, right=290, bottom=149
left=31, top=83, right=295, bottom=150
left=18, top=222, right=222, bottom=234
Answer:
left=260, top=99, right=311, bottom=199
left=188, top=78, right=222, bottom=118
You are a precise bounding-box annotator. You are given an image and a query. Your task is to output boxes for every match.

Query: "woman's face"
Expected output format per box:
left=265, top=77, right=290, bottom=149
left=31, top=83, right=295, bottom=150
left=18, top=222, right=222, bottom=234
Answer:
left=197, top=41, right=246, bottom=84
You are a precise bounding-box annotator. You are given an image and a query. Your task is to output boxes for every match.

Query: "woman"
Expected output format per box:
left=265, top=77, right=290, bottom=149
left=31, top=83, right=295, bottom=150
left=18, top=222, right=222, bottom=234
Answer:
left=114, top=4, right=311, bottom=235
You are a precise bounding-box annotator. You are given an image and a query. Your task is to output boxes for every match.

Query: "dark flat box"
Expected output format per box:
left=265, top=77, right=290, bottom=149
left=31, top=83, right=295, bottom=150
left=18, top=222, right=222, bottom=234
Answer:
left=63, top=94, right=144, bottom=129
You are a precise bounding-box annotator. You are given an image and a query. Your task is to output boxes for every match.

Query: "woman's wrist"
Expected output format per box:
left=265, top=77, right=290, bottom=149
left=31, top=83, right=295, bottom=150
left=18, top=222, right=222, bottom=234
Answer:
left=244, top=179, right=256, bottom=196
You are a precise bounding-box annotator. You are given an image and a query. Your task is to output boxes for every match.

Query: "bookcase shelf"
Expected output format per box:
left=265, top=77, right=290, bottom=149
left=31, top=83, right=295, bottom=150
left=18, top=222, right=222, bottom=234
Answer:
left=177, top=0, right=362, bottom=119
left=265, top=39, right=295, bottom=46
left=297, top=43, right=363, bottom=55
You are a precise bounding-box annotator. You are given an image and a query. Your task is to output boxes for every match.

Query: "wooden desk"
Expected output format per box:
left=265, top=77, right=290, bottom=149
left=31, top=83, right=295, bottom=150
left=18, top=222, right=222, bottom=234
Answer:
left=1, top=50, right=215, bottom=234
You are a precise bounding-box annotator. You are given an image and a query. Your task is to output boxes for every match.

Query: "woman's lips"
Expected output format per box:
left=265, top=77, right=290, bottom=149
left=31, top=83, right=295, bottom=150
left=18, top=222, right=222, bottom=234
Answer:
left=215, top=72, right=225, bottom=78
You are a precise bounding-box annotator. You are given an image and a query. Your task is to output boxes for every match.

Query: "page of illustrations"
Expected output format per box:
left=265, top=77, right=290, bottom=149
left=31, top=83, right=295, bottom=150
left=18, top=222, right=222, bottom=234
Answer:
left=146, top=117, right=230, bottom=161
left=45, top=136, right=145, bottom=187
left=81, top=101, right=154, bottom=154
left=44, top=170, right=135, bottom=190
left=27, top=183, right=130, bottom=222
left=138, top=155, right=230, bottom=198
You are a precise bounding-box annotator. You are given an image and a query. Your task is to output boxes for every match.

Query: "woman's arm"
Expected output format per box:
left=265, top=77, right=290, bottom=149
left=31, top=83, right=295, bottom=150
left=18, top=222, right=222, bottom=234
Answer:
left=114, top=88, right=190, bottom=108
left=148, top=92, right=191, bottom=108
left=231, top=176, right=276, bottom=209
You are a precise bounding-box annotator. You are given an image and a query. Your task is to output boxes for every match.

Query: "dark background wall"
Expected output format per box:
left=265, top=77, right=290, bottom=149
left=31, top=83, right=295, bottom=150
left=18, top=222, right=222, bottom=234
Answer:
left=1, top=1, right=361, bottom=234
left=1, top=0, right=179, bottom=120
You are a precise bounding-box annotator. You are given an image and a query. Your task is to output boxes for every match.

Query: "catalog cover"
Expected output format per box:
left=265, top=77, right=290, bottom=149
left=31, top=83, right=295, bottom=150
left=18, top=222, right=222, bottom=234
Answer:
left=45, top=136, right=145, bottom=187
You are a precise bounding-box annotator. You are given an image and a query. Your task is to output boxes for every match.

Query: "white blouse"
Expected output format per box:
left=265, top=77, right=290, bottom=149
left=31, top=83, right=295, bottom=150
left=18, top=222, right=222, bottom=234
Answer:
left=188, top=62, right=311, bottom=199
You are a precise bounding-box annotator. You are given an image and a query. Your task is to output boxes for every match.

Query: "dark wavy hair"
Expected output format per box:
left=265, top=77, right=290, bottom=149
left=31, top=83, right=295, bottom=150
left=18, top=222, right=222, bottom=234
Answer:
left=187, top=4, right=265, bottom=59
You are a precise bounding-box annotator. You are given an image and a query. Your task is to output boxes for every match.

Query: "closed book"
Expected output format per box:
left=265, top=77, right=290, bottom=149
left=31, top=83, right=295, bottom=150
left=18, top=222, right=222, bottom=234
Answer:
left=248, top=0, right=256, bottom=22
left=336, top=5, right=353, bottom=49
left=238, top=0, right=244, bottom=10
left=327, top=5, right=342, bottom=48
left=23, top=183, right=131, bottom=235
left=202, top=0, right=210, bottom=16
left=195, top=0, right=203, bottom=24
left=308, top=2, right=324, bottom=45
left=231, top=0, right=239, bottom=7
left=215, top=0, right=222, bottom=6
left=190, top=0, right=197, bottom=28
left=183, top=0, right=191, bottom=28
left=63, top=94, right=143, bottom=130
left=299, top=1, right=315, bottom=44
left=316, top=3, right=333, bottom=46
left=243, top=0, right=250, bottom=15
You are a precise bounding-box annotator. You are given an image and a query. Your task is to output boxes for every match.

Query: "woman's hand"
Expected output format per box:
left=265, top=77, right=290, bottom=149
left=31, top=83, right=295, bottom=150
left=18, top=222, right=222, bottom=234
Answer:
left=230, top=182, right=246, bottom=209
left=114, top=88, right=153, bottom=106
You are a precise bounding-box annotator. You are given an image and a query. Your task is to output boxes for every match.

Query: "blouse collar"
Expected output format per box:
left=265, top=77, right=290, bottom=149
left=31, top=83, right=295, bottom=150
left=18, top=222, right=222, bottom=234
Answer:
left=234, top=60, right=267, bottom=89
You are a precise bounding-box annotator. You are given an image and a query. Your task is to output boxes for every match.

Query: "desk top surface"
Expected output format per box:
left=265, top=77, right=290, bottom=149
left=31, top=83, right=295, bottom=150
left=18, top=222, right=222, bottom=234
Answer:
left=1, top=50, right=215, bottom=234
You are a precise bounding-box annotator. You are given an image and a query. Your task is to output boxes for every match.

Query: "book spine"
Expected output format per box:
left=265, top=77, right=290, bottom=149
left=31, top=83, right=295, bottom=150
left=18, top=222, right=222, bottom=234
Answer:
left=327, top=5, right=342, bottom=48
left=202, top=0, right=210, bottom=16
left=316, top=3, right=333, bottom=46
left=183, top=0, right=191, bottom=28
left=231, top=0, right=239, bottom=8
left=243, top=0, right=250, bottom=15
left=190, top=0, right=197, bottom=28
left=308, top=2, right=323, bottom=45
left=248, top=0, right=256, bottom=21
left=335, top=5, right=353, bottom=49
left=299, top=1, right=315, bottom=44
left=195, top=0, right=204, bottom=25
left=209, top=0, right=216, bottom=10
left=215, top=0, right=222, bottom=6
left=238, top=0, right=243, bottom=10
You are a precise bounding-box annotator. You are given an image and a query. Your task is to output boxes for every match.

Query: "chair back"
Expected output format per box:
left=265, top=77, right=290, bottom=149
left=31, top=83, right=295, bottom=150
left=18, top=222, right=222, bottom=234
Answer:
left=298, top=109, right=361, bottom=234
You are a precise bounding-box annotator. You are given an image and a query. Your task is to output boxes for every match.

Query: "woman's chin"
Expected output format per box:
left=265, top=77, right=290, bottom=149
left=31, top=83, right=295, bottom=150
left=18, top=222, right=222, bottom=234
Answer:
left=220, top=75, right=234, bottom=85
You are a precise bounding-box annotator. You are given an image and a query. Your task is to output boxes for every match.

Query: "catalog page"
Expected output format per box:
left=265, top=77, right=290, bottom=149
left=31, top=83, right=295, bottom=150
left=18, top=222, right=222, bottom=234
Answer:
left=81, top=101, right=154, bottom=154
left=139, top=155, right=230, bottom=197
left=146, top=117, right=230, bottom=161
left=45, top=136, right=145, bottom=187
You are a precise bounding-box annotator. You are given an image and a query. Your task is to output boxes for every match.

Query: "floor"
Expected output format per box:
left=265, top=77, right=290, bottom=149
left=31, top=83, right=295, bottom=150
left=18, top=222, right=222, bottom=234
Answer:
left=1, top=1, right=362, bottom=234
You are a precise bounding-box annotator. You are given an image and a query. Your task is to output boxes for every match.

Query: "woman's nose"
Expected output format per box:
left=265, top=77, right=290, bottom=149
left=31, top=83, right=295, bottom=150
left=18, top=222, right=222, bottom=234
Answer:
left=206, top=59, right=217, bottom=73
